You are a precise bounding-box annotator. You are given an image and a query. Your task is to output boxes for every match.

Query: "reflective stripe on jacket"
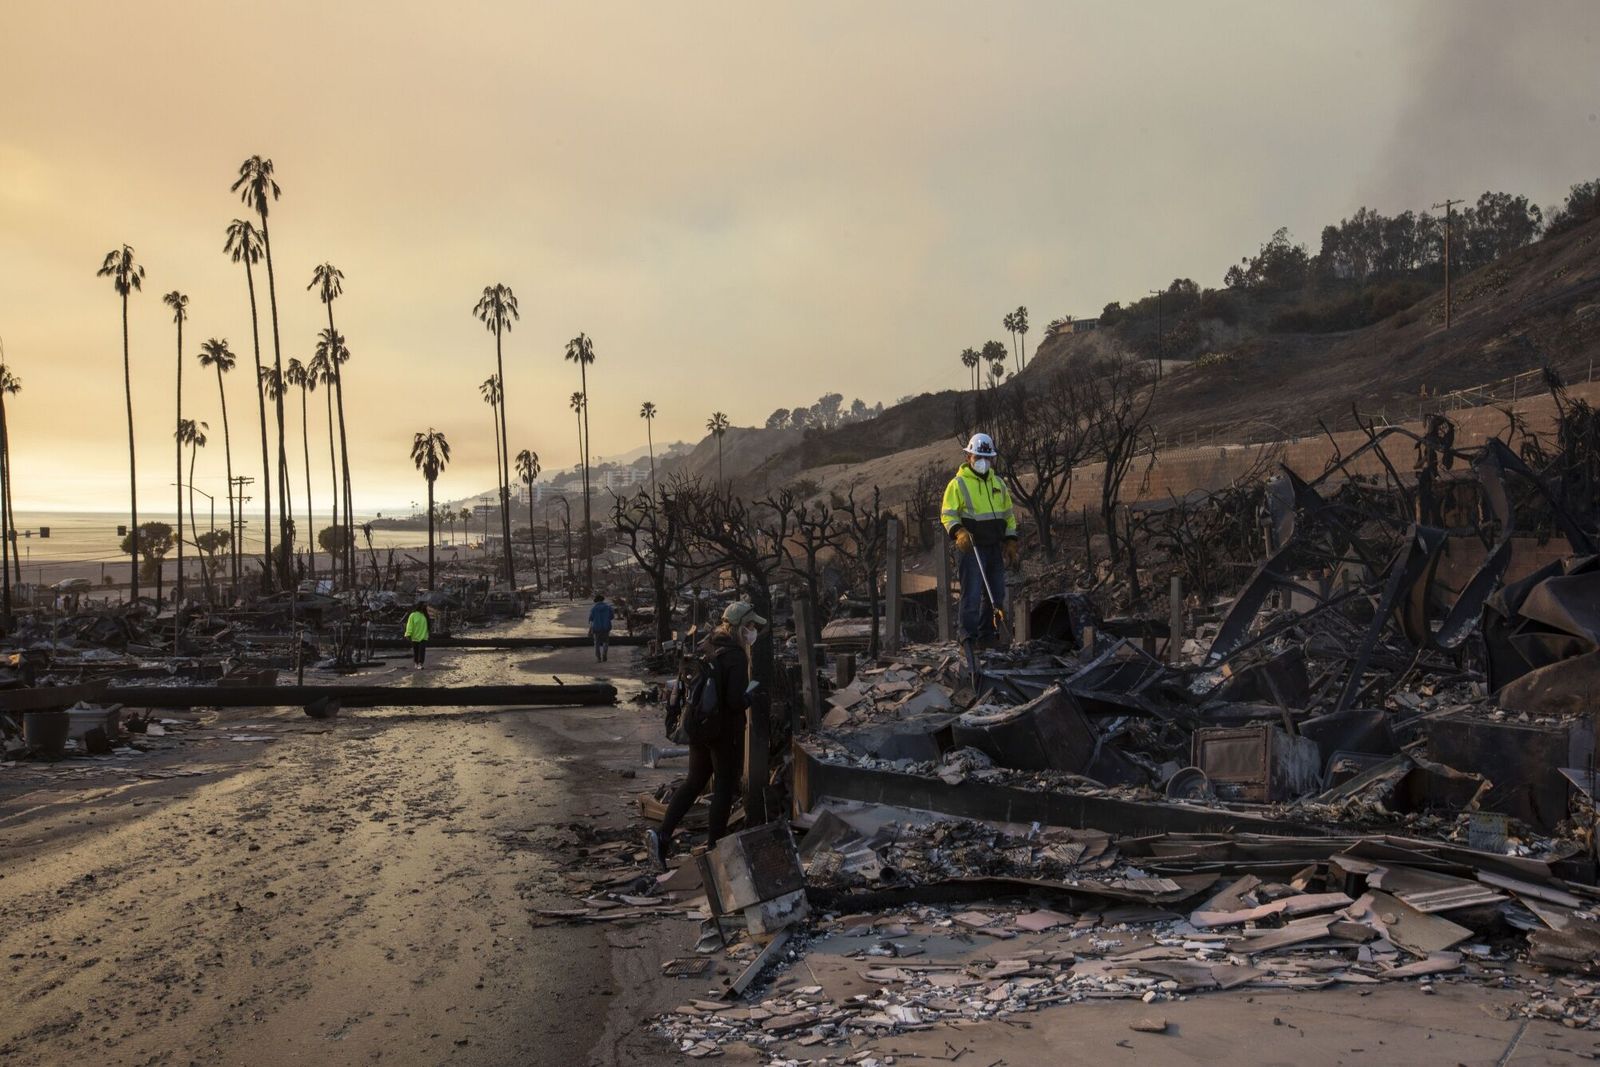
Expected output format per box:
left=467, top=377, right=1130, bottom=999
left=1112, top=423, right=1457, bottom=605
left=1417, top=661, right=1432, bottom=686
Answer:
left=941, top=464, right=1018, bottom=547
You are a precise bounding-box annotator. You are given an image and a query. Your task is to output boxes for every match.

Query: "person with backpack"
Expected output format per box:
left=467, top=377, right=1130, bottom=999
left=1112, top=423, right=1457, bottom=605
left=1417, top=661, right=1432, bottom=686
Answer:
left=645, top=601, right=766, bottom=868
left=588, top=593, right=615, bottom=662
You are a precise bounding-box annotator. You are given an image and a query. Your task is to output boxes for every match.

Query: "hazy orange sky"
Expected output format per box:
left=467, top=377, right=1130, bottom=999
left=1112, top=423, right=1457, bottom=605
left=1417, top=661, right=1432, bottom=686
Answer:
left=1, top=0, right=1597, bottom=513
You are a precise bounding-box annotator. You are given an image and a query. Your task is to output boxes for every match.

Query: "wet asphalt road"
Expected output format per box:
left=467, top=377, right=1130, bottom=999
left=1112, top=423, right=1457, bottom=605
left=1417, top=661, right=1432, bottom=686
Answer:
left=0, top=603, right=702, bottom=1066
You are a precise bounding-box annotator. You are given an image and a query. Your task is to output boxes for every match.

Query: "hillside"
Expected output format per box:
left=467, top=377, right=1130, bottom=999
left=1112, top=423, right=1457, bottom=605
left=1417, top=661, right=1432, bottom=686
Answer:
left=682, top=212, right=1600, bottom=507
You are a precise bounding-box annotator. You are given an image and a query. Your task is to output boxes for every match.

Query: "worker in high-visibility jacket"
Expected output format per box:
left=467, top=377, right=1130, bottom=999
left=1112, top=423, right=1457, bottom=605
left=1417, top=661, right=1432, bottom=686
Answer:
left=941, top=433, right=1020, bottom=644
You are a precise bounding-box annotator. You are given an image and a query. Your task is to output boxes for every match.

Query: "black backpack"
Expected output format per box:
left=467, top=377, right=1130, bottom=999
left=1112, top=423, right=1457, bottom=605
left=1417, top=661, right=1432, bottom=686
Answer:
left=681, top=656, right=723, bottom=742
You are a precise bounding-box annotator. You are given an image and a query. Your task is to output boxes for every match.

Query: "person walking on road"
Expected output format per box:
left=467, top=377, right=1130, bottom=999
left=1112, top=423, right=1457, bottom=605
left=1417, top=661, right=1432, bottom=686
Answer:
left=646, top=601, right=766, bottom=868
left=588, top=593, right=615, bottom=662
left=404, top=601, right=431, bottom=669
left=941, top=432, right=1019, bottom=646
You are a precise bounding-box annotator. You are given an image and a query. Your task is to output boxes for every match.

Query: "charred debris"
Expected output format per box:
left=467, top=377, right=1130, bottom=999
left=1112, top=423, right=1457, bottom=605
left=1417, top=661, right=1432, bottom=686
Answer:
left=578, top=374, right=1600, bottom=1056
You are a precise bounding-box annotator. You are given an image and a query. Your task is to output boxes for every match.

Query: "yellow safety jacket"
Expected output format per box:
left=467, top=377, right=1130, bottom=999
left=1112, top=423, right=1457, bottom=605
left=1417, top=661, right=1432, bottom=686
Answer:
left=941, top=464, right=1018, bottom=547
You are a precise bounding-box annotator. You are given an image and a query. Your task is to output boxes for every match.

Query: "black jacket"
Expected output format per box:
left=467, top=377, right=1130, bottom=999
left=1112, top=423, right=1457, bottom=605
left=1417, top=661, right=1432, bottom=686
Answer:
left=706, top=631, right=749, bottom=730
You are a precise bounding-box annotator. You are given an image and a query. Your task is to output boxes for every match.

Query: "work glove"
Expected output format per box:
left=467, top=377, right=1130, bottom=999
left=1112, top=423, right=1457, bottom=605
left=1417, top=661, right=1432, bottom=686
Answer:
left=953, top=529, right=974, bottom=554
left=1004, top=540, right=1021, bottom=566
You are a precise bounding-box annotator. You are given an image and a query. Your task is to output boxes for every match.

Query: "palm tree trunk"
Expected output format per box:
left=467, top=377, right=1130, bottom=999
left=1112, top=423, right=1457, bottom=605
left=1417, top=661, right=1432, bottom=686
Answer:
left=189, top=442, right=210, bottom=604
left=324, top=385, right=338, bottom=585
left=579, top=361, right=592, bottom=595
left=525, top=487, right=541, bottom=594
left=494, top=325, right=516, bottom=588
left=4, top=413, right=16, bottom=589
left=243, top=258, right=271, bottom=590
left=426, top=477, right=435, bottom=588
left=123, top=292, right=139, bottom=603
left=257, top=213, right=293, bottom=591
left=647, top=421, right=656, bottom=496
left=573, top=410, right=584, bottom=589
left=175, top=313, right=185, bottom=625
left=324, top=302, right=355, bottom=590
left=300, top=384, right=312, bottom=583
left=717, top=436, right=724, bottom=485
left=0, top=393, right=11, bottom=618
left=216, top=368, right=236, bottom=597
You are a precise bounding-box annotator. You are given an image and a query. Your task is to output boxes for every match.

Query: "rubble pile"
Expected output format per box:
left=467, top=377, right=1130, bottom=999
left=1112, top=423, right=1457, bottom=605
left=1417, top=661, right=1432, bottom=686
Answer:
left=616, top=402, right=1600, bottom=1057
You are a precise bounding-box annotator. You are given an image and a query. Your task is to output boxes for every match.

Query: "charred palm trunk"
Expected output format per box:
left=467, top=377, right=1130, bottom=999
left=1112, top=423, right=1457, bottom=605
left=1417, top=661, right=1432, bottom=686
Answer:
left=123, top=292, right=139, bottom=603
left=244, top=257, right=271, bottom=590
left=300, top=383, right=313, bottom=583
left=579, top=361, right=592, bottom=595
left=257, top=213, right=293, bottom=592
left=324, top=385, right=338, bottom=586
left=216, top=368, right=236, bottom=595
left=175, top=312, right=185, bottom=633
left=494, top=325, right=516, bottom=588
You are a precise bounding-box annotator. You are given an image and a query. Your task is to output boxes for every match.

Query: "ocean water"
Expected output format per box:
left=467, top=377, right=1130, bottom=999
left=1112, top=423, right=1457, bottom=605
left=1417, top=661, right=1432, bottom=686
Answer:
left=4, top=511, right=452, bottom=566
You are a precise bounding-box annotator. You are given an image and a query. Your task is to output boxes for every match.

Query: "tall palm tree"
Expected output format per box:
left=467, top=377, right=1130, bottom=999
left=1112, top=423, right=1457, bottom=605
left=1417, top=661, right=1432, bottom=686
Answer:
left=286, top=358, right=314, bottom=581
left=163, top=291, right=189, bottom=609
left=197, top=339, right=238, bottom=587
left=479, top=375, right=503, bottom=547
left=1013, top=305, right=1030, bottom=371
left=176, top=419, right=209, bottom=603
left=981, top=339, right=1008, bottom=388
left=639, top=401, right=658, bottom=494
left=515, top=448, right=541, bottom=592
left=309, top=342, right=341, bottom=582
left=707, top=411, right=730, bottom=485
left=410, top=429, right=451, bottom=588
left=97, top=244, right=145, bottom=601
left=564, top=333, right=596, bottom=594
left=1002, top=310, right=1019, bottom=376
left=258, top=364, right=294, bottom=580
left=223, top=218, right=272, bottom=587
left=232, top=156, right=293, bottom=589
left=960, top=347, right=981, bottom=394
left=473, top=285, right=519, bottom=587
left=308, top=265, right=354, bottom=586
left=0, top=359, right=21, bottom=615
left=0, top=348, right=17, bottom=591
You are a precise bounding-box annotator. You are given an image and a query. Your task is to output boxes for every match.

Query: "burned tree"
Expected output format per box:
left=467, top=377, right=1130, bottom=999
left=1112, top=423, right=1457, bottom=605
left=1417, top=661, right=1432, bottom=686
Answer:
left=677, top=480, right=794, bottom=690
left=612, top=483, right=684, bottom=643
left=1082, top=355, right=1158, bottom=569
left=834, top=484, right=887, bottom=658
left=768, top=487, right=843, bottom=642
left=906, top=462, right=947, bottom=552
left=987, top=371, right=1092, bottom=559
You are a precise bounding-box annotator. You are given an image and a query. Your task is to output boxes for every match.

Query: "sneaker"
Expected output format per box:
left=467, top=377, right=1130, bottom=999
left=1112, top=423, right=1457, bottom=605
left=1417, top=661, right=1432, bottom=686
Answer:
left=644, top=829, right=667, bottom=871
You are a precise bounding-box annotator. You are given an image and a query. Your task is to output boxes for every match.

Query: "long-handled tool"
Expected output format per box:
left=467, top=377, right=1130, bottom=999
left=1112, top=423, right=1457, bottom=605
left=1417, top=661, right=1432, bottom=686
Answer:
left=973, top=542, right=1013, bottom=645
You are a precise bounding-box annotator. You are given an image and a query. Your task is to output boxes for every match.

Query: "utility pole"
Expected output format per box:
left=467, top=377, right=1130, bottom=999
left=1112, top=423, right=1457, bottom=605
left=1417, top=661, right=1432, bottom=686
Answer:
left=1433, top=198, right=1462, bottom=329
left=1148, top=289, right=1164, bottom=379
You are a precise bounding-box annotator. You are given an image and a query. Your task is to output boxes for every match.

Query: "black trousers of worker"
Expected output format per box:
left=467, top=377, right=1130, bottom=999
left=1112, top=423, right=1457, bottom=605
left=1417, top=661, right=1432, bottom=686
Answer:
left=411, top=641, right=427, bottom=666
left=657, top=726, right=745, bottom=850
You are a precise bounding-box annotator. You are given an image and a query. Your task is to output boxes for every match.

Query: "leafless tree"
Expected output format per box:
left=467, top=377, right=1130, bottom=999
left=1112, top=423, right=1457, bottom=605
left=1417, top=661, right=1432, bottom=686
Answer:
left=987, top=371, right=1093, bottom=559
left=768, top=487, right=844, bottom=641
left=675, top=481, right=794, bottom=690
left=1081, top=356, right=1158, bottom=569
left=906, top=463, right=946, bottom=552
left=833, top=484, right=887, bottom=658
left=611, top=482, right=686, bottom=643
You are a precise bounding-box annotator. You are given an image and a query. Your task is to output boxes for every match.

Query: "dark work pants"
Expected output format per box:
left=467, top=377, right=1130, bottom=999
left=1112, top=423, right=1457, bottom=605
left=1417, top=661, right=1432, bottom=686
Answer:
left=411, top=641, right=427, bottom=666
left=958, top=543, right=1007, bottom=641
left=657, top=726, right=745, bottom=851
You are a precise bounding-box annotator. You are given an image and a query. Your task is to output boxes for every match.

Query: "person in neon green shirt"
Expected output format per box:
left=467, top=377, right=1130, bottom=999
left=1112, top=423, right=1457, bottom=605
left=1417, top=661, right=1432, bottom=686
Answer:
left=404, top=602, right=431, bottom=669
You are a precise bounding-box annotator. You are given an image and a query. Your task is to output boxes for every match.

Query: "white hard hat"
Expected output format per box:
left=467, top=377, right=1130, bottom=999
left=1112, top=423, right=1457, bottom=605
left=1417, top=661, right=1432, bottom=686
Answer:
left=964, top=433, right=997, bottom=458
